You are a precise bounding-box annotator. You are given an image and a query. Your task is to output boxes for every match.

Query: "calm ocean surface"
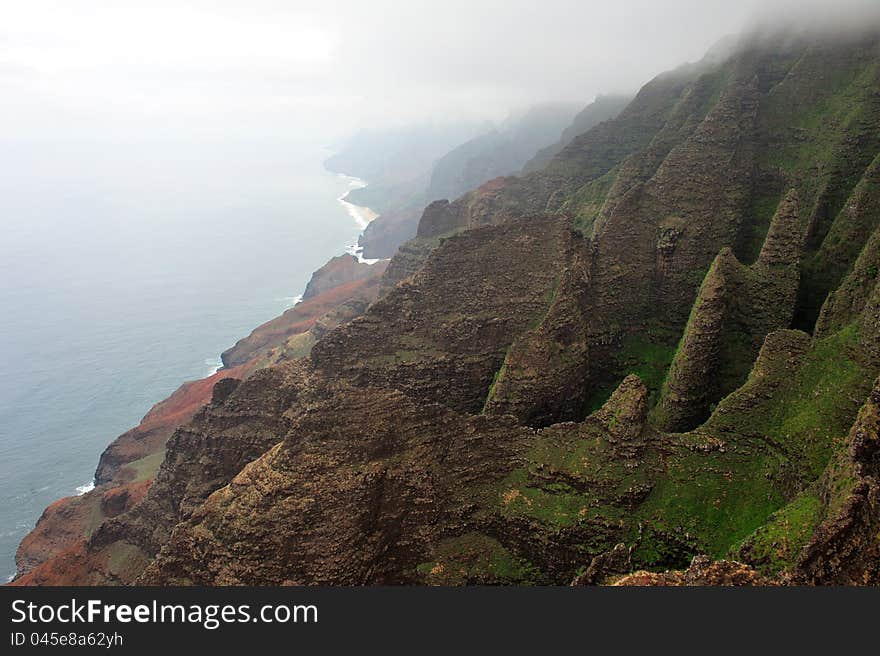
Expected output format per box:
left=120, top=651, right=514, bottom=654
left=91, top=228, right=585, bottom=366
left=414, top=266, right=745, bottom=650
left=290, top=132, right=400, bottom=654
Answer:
left=0, top=136, right=366, bottom=578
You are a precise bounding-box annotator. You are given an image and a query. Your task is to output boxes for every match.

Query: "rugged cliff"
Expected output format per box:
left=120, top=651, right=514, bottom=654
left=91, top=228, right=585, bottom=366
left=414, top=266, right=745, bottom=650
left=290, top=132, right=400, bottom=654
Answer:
left=14, top=24, right=880, bottom=586
left=13, top=258, right=387, bottom=582
left=341, top=103, right=588, bottom=259
left=521, top=95, right=633, bottom=174
left=425, top=103, right=583, bottom=203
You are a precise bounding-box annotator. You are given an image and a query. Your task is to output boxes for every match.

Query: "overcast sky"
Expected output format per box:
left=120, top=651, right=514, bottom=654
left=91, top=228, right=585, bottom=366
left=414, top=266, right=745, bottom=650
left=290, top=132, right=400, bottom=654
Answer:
left=1, top=0, right=877, bottom=143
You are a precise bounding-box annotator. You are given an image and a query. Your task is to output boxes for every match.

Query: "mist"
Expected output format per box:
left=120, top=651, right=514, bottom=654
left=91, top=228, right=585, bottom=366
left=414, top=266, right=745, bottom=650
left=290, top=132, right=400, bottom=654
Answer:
left=2, top=0, right=876, bottom=149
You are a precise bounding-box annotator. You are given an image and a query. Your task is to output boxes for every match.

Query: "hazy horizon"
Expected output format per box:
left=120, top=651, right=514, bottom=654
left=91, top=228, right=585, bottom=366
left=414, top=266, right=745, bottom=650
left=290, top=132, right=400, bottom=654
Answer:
left=4, top=0, right=878, bottom=148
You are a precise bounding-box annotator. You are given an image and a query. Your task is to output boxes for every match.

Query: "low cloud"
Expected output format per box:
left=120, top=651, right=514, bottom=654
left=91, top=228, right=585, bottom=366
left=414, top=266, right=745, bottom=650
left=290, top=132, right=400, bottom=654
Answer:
left=0, top=1, right=877, bottom=141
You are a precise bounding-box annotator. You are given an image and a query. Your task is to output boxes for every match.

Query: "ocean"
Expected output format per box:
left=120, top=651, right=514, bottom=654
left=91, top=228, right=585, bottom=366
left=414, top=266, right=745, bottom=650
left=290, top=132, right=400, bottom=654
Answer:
left=0, top=136, right=371, bottom=579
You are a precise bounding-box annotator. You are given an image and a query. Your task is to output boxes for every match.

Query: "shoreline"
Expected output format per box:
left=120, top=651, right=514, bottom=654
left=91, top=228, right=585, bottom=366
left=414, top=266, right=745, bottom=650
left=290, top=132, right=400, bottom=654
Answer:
left=203, top=172, right=382, bottom=378
left=335, top=174, right=382, bottom=264
left=9, top=159, right=389, bottom=583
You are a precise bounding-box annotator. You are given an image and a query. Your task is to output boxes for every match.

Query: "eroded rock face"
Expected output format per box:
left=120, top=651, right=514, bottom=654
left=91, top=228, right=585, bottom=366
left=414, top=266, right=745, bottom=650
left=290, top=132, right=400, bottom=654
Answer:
left=791, top=378, right=880, bottom=585
left=483, top=238, right=592, bottom=427
left=589, top=375, right=649, bottom=449
left=100, top=363, right=313, bottom=559
left=139, top=386, right=533, bottom=585
left=816, top=222, right=880, bottom=338
left=136, top=371, right=662, bottom=585
left=613, top=556, right=775, bottom=586
left=302, top=255, right=386, bottom=301
left=312, top=215, right=576, bottom=415
left=654, top=191, right=805, bottom=432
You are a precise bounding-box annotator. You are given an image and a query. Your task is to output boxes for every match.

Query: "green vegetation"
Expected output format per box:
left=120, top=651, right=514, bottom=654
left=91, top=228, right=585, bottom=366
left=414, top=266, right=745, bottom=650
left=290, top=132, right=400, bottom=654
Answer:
left=481, top=357, right=508, bottom=413
left=566, top=168, right=619, bottom=236
left=125, top=449, right=166, bottom=484
left=761, top=324, right=866, bottom=475
left=494, top=424, right=650, bottom=532
left=638, top=449, right=786, bottom=557
left=616, top=332, right=677, bottom=405
left=433, top=42, right=880, bottom=581
left=640, top=321, right=873, bottom=559
left=52, top=32, right=880, bottom=587
left=584, top=323, right=679, bottom=416
left=757, top=50, right=880, bottom=330
left=417, top=533, right=541, bottom=585
left=736, top=186, right=785, bottom=265
left=528, top=273, right=562, bottom=330
left=735, top=491, right=823, bottom=575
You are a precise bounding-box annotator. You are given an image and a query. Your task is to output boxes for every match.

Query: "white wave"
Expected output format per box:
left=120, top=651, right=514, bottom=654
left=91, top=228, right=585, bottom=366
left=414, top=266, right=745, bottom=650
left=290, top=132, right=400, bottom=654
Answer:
left=278, top=294, right=303, bottom=309
left=333, top=173, right=386, bottom=265
left=75, top=480, right=95, bottom=495
left=336, top=173, right=368, bottom=189
left=334, top=174, right=378, bottom=231
left=337, top=195, right=378, bottom=230
left=204, top=356, right=223, bottom=376
left=344, top=241, right=381, bottom=265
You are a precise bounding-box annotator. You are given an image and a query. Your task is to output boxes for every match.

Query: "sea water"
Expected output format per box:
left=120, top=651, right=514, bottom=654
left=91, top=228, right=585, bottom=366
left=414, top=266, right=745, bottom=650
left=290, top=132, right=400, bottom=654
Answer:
left=0, top=135, right=372, bottom=579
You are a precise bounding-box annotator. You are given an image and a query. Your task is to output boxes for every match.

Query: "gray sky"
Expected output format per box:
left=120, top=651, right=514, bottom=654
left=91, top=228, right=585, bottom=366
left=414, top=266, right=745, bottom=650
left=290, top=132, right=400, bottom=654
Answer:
left=1, top=0, right=877, bottom=143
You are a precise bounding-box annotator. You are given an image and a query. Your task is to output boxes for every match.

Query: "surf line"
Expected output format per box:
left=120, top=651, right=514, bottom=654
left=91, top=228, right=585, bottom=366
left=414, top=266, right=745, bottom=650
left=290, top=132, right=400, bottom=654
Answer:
left=335, top=174, right=381, bottom=264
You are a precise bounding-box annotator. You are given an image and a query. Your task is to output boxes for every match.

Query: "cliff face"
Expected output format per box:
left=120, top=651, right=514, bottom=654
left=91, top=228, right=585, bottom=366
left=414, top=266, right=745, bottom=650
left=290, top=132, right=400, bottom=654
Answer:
left=350, top=104, right=586, bottom=259
left=13, top=258, right=387, bottom=584
left=425, top=103, right=582, bottom=203
left=324, top=122, right=486, bottom=261
left=221, top=259, right=388, bottom=368
left=15, top=25, right=880, bottom=586
left=312, top=214, right=576, bottom=415
left=521, top=95, right=633, bottom=174
left=653, top=190, right=804, bottom=432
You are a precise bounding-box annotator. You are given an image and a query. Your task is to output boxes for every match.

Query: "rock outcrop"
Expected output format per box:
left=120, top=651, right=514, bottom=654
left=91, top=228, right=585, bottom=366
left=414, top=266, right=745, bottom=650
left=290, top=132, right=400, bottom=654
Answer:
left=312, top=215, right=576, bottom=415
left=791, top=377, right=880, bottom=584
left=653, top=190, right=805, bottom=431
left=302, top=254, right=385, bottom=301
left=613, top=555, right=774, bottom=586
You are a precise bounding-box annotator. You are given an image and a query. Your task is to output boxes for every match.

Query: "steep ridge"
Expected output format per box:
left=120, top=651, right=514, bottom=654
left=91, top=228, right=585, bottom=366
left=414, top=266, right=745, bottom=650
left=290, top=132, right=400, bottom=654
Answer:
left=311, top=214, right=575, bottom=414
left=790, top=375, right=880, bottom=584
left=350, top=104, right=582, bottom=258
left=14, top=25, right=880, bottom=586
left=653, top=190, right=804, bottom=431
left=481, top=236, right=592, bottom=426
left=521, top=95, right=634, bottom=174
left=425, top=103, right=582, bottom=203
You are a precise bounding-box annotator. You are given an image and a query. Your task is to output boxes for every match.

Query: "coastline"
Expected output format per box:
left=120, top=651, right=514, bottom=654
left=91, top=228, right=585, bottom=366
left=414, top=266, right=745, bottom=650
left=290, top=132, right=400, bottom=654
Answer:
left=9, top=163, right=386, bottom=583
left=335, top=174, right=381, bottom=264
left=204, top=173, right=380, bottom=376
